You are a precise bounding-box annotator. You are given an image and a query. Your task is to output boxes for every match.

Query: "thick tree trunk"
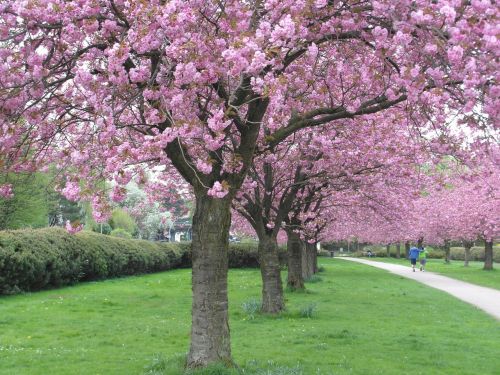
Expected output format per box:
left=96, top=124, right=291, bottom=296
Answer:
left=386, top=244, right=390, bottom=258
left=444, top=239, right=451, bottom=264
left=484, top=241, right=494, bottom=270
left=187, top=193, right=232, bottom=367
left=287, top=230, right=305, bottom=290
left=258, top=234, right=285, bottom=314
left=396, top=243, right=401, bottom=259
left=405, top=241, right=410, bottom=258
left=463, top=240, right=473, bottom=267
left=303, top=242, right=316, bottom=279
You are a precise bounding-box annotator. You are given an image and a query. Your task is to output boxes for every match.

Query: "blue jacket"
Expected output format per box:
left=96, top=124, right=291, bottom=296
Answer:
left=409, top=247, right=422, bottom=259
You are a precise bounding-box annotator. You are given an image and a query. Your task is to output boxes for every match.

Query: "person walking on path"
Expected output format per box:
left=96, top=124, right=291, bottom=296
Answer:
left=408, top=246, right=423, bottom=272
left=419, top=247, right=429, bottom=271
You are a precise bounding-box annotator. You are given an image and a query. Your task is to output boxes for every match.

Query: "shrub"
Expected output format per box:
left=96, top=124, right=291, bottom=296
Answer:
left=110, top=228, right=133, bottom=239
left=178, top=242, right=287, bottom=268
left=0, top=228, right=183, bottom=295
left=109, top=208, right=137, bottom=234
left=241, top=298, right=261, bottom=320
left=0, top=229, right=286, bottom=295
left=449, top=246, right=500, bottom=262
left=305, top=275, right=322, bottom=283
left=300, top=303, right=317, bottom=318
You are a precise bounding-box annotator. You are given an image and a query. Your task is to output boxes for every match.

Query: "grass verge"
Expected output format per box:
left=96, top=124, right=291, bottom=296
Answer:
left=0, top=258, right=499, bottom=374
left=361, top=257, right=500, bottom=290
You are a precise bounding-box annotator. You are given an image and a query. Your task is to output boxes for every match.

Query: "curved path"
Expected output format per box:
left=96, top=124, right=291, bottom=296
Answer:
left=339, top=257, right=500, bottom=321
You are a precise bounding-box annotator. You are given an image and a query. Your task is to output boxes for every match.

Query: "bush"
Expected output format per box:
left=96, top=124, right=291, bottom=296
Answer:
left=0, top=228, right=183, bottom=295
left=450, top=246, right=500, bottom=262
left=241, top=298, right=261, bottom=320
left=300, top=303, right=317, bottom=318
left=110, top=228, right=133, bottom=239
left=0, top=229, right=285, bottom=295
left=178, top=242, right=287, bottom=268
left=305, top=275, right=322, bottom=283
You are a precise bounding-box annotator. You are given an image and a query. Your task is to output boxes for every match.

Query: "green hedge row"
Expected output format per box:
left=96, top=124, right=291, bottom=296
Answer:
left=449, top=247, right=500, bottom=262
left=0, top=228, right=184, bottom=295
left=178, top=241, right=286, bottom=269
left=0, top=228, right=285, bottom=295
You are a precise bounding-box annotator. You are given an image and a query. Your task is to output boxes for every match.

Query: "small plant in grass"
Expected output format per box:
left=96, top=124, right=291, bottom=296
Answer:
left=243, top=360, right=304, bottom=375
left=317, top=266, right=326, bottom=273
left=300, top=303, right=317, bottom=318
left=144, top=354, right=238, bottom=375
left=241, top=298, right=261, bottom=320
left=144, top=354, right=173, bottom=374
left=305, top=275, right=322, bottom=283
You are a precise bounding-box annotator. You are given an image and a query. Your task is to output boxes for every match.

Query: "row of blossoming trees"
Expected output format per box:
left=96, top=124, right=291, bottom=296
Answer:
left=1, top=0, right=498, bottom=368
left=317, top=150, right=499, bottom=270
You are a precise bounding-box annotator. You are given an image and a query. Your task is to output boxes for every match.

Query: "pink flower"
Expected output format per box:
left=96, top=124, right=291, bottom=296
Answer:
left=0, top=184, right=13, bottom=199
left=65, top=220, right=83, bottom=234
left=62, top=181, right=80, bottom=201
left=207, top=181, right=229, bottom=198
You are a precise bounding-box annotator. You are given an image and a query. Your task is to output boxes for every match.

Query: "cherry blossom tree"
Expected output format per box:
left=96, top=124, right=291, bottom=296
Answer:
left=1, top=0, right=498, bottom=367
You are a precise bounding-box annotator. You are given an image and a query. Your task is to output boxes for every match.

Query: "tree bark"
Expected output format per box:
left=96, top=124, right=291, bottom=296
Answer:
left=287, top=230, right=305, bottom=290
left=303, top=242, right=316, bottom=279
left=386, top=244, right=390, bottom=258
left=258, top=234, right=285, bottom=314
left=443, top=239, right=451, bottom=264
left=187, top=193, right=232, bottom=367
left=312, top=242, right=318, bottom=274
left=405, top=241, right=410, bottom=258
left=484, top=240, right=494, bottom=270
left=463, top=240, right=473, bottom=267
left=301, top=239, right=309, bottom=280
left=396, top=243, right=401, bottom=259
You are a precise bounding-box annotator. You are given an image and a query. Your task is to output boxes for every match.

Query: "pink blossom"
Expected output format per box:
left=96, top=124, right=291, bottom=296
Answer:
left=207, top=181, right=229, bottom=199
left=65, top=220, right=83, bottom=234
left=62, top=180, right=80, bottom=201
left=0, top=184, right=13, bottom=199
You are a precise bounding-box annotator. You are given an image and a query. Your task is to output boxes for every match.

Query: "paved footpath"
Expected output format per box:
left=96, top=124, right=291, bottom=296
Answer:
left=339, top=257, right=500, bottom=321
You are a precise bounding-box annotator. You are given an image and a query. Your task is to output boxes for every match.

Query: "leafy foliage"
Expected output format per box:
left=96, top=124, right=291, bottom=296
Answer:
left=0, top=229, right=281, bottom=295
left=0, top=227, right=183, bottom=295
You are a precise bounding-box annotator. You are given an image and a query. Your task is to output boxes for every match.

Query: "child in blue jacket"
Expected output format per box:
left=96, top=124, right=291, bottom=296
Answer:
left=408, top=247, right=423, bottom=272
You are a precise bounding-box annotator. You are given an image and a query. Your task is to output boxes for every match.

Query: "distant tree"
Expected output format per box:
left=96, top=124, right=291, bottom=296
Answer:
left=109, top=208, right=137, bottom=236
left=0, top=173, right=51, bottom=229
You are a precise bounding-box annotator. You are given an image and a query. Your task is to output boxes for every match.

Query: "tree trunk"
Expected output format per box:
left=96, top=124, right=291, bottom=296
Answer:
left=444, top=239, right=451, bottom=264
left=258, top=234, right=285, bottom=314
left=405, top=241, right=410, bottom=258
left=287, top=230, right=305, bottom=290
left=396, top=243, right=401, bottom=259
left=301, top=239, right=310, bottom=280
left=312, top=242, right=318, bottom=274
left=187, top=193, right=232, bottom=367
left=463, top=240, right=473, bottom=267
left=386, top=244, right=390, bottom=258
left=303, top=242, right=316, bottom=279
left=417, top=237, right=423, bottom=248
left=484, top=241, right=494, bottom=270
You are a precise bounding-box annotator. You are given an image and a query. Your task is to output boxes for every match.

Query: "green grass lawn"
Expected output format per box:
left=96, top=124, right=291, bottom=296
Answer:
left=361, top=257, right=500, bottom=290
left=1, top=259, right=499, bottom=375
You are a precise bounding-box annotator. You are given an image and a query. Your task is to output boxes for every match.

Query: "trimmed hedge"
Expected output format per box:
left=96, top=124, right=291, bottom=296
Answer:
left=0, top=228, right=285, bottom=295
left=450, top=246, right=500, bottom=263
left=0, top=228, right=183, bottom=295
left=178, top=242, right=286, bottom=269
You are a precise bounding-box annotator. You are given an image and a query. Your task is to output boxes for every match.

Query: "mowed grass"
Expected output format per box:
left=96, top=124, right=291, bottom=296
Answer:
left=363, top=257, right=500, bottom=290
left=0, top=259, right=499, bottom=375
